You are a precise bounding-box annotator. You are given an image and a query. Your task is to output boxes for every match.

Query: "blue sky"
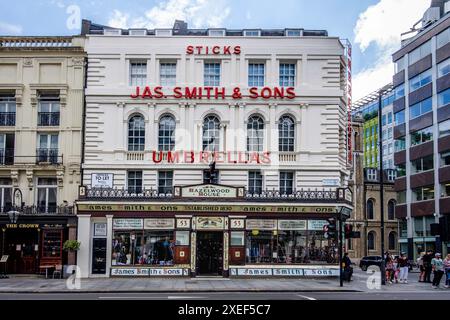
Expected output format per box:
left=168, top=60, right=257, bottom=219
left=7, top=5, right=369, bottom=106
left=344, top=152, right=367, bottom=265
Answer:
left=0, top=0, right=430, bottom=100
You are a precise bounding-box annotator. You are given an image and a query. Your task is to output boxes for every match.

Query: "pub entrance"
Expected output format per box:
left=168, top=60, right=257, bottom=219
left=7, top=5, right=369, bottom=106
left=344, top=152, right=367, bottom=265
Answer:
left=2, top=228, right=39, bottom=274
left=196, top=231, right=223, bottom=276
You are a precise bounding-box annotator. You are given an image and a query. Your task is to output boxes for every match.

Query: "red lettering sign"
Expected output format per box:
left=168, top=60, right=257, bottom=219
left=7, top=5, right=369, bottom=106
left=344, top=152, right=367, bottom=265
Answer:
left=186, top=45, right=241, bottom=55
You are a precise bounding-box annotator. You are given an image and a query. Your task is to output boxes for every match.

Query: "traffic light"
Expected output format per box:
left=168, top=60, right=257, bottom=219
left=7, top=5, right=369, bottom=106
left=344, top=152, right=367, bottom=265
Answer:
left=325, top=218, right=337, bottom=240
left=344, top=224, right=353, bottom=238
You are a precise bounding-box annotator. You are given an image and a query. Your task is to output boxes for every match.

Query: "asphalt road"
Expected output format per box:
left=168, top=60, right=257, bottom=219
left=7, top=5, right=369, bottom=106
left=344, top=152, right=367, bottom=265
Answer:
left=0, top=291, right=449, bottom=300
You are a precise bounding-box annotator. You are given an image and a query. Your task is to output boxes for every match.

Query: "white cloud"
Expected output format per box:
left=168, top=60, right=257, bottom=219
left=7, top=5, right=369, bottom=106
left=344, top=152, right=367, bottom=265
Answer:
left=108, top=0, right=231, bottom=29
left=352, top=0, right=429, bottom=100
left=0, top=22, right=23, bottom=35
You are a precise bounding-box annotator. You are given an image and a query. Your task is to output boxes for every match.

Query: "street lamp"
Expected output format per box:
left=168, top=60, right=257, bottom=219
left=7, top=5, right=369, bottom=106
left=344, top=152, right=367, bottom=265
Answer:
left=7, top=210, right=20, bottom=224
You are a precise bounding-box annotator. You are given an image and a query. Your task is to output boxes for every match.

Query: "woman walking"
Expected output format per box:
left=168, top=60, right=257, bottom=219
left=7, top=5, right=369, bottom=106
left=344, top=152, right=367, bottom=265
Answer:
left=444, top=253, right=450, bottom=289
left=385, top=255, right=394, bottom=284
left=417, top=252, right=425, bottom=282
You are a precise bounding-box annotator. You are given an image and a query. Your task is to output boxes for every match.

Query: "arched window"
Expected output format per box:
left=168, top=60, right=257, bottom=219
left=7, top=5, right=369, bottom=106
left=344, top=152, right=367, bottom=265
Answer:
left=278, top=115, right=295, bottom=152
left=388, top=199, right=396, bottom=220
left=368, top=231, right=376, bottom=251
left=202, top=115, right=220, bottom=151
left=158, top=115, right=176, bottom=151
left=247, top=115, right=264, bottom=152
left=388, top=232, right=397, bottom=251
left=367, top=199, right=375, bottom=220
left=128, top=114, right=145, bottom=151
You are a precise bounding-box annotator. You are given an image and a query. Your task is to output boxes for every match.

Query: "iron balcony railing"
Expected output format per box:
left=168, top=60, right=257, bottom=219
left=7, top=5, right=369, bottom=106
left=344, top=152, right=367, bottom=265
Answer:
left=82, top=187, right=348, bottom=203
left=0, top=205, right=74, bottom=215
left=0, top=112, right=15, bottom=126
left=36, top=148, right=61, bottom=164
left=38, top=112, right=60, bottom=126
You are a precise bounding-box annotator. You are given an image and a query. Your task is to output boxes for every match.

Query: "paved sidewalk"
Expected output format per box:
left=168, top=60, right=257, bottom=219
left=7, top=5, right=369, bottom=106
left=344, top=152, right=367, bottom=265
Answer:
left=0, top=269, right=448, bottom=293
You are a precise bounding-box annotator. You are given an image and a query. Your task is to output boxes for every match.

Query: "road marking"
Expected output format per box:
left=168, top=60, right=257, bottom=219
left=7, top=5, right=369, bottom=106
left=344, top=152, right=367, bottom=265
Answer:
left=168, top=296, right=206, bottom=299
left=297, top=294, right=317, bottom=301
left=99, top=296, right=168, bottom=299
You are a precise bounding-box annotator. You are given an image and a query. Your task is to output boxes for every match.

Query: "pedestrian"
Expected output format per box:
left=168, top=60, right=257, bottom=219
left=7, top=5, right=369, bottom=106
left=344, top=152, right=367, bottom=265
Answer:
left=342, top=252, right=353, bottom=282
left=431, top=253, right=445, bottom=289
left=444, top=254, right=450, bottom=289
left=423, top=250, right=433, bottom=283
left=392, top=255, right=399, bottom=283
left=398, top=252, right=409, bottom=284
left=385, top=255, right=394, bottom=284
left=417, top=252, right=425, bottom=282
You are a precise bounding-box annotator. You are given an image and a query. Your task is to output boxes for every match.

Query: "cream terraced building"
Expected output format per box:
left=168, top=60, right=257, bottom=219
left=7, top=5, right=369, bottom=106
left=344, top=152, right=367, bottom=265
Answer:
left=76, top=20, right=353, bottom=278
left=0, top=36, right=85, bottom=274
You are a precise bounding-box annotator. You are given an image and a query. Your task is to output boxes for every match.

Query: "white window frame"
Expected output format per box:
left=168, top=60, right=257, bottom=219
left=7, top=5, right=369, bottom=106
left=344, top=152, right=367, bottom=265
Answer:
left=36, top=177, right=57, bottom=213
left=129, top=61, right=147, bottom=87
left=208, top=29, right=226, bottom=37
left=104, top=28, right=122, bottom=36
left=155, top=29, right=172, bottom=37
left=285, top=29, right=302, bottom=37
left=204, top=62, right=221, bottom=87
left=437, top=57, right=450, bottom=78
left=248, top=62, right=265, bottom=87
left=244, top=30, right=261, bottom=37
left=160, top=62, right=177, bottom=86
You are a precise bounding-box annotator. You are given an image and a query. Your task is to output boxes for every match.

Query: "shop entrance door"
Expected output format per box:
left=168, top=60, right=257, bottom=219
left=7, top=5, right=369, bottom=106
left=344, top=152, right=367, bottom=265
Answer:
left=4, top=229, right=39, bottom=274
left=196, top=232, right=223, bottom=276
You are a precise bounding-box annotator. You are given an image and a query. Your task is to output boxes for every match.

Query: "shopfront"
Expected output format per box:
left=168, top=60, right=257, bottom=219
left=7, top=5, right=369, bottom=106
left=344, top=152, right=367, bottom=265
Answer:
left=0, top=214, right=77, bottom=274
left=76, top=184, right=351, bottom=278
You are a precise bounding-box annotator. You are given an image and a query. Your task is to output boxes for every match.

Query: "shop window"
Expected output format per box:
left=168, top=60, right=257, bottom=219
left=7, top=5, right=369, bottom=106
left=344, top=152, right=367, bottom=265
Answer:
left=36, top=178, right=57, bottom=213
left=367, top=231, right=376, bottom=250
left=160, top=63, right=176, bottom=86
left=158, top=170, right=173, bottom=194
left=367, top=199, right=375, bottom=220
left=204, top=62, right=221, bottom=87
left=158, top=115, right=176, bottom=151
left=279, top=63, right=296, bottom=87
left=247, top=115, right=264, bottom=152
left=42, top=230, right=62, bottom=258
left=388, top=199, right=396, bottom=220
left=129, top=61, right=147, bottom=87
left=231, top=232, right=245, bottom=246
left=141, top=231, right=174, bottom=265
left=279, top=171, right=294, bottom=195
left=175, top=231, right=189, bottom=246
left=248, top=63, right=265, bottom=87
left=112, top=232, right=133, bottom=265
left=128, top=115, right=145, bottom=151
left=127, top=170, right=142, bottom=194
left=202, top=115, right=220, bottom=151
left=278, top=115, right=295, bottom=152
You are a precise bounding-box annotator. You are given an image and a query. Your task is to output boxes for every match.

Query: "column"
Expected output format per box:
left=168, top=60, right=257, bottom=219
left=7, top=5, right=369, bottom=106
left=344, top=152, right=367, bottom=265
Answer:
left=105, top=215, right=113, bottom=277
left=190, top=231, right=196, bottom=277
left=77, top=214, right=91, bottom=278
left=223, top=231, right=229, bottom=277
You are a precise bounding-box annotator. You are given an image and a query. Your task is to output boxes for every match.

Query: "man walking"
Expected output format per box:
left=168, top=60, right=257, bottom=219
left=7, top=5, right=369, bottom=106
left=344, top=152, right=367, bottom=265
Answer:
left=398, top=252, right=409, bottom=284
left=431, top=253, right=445, bottom=289
left=423, top=250, right=433, bottom=283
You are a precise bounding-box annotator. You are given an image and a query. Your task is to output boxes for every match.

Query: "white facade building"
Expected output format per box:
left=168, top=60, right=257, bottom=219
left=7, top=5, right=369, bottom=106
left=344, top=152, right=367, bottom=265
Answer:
left=76, top=20, right=352, bottom=278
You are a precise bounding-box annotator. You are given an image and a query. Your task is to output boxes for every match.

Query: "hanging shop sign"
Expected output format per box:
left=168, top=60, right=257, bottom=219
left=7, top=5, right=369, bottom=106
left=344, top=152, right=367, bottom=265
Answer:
left=246, top=219, right=277, bottom=230
left=278, top=220, right=307, bottom=230
left=175, top=184, right=244, bottom=198
left=131, top=86, right=296, bottom=100
left=78, top=203, right=338, bottom=214
left=113, top=219, right=143, bottom=230
left=195, top=217, right=225, bottom=230
left=94, top=223, right=107, bottom=236
left=91, top=173, right=113, bottom=188
left=307, top=220, right=328, bottom=231
left=110, top=267, right=188, bottom=276
left=144, top=218, right=175, bottom=230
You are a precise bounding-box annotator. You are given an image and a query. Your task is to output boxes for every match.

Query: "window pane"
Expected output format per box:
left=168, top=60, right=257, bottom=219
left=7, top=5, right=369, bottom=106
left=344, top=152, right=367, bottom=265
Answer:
left=202, top=115, right=220, bottom=151
left=278, top=115, right=295, bottom=152
left=247, top=115, right=264, bottom=152
left=438, top=88, right=450, bottom=107
left=128, top=115, right=145, bottom=151
left=158, top=115, right=176, bottom=151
